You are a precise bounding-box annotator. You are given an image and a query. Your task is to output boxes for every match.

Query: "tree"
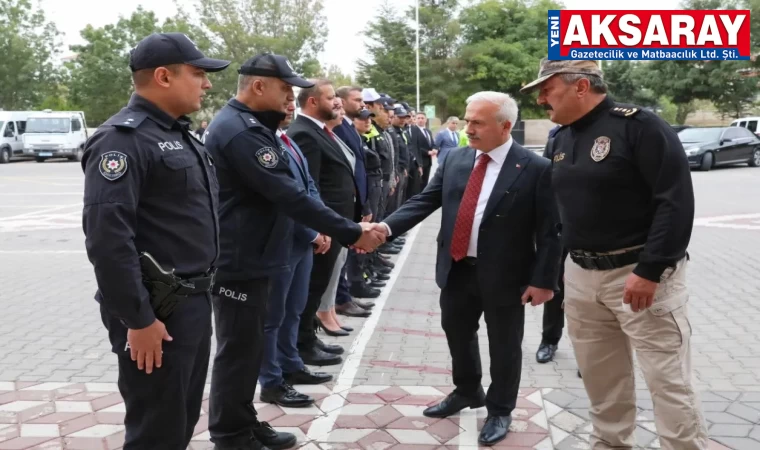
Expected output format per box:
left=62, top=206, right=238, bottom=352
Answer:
left=704, top=61, right=758, bottom=118
left=356, top=4, right=417, bottom=103
left=406, top=0, right=461, bottom=120
left=0, top=0, right=62, bottom=109
left=601, top=61, right=657, bottom=107
left=457, top=0, right=563, bottom=119
left=66, top=7, right=206, bottom=126
left=192, top=0, right=327, bottom=108
left=322, top=64, right=354, bottom=88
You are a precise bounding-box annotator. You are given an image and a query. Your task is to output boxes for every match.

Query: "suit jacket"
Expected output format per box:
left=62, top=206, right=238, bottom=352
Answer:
left=410, top=126, right=434, bottom=167
left=277, top=134, right=320, bottom=247
left=287, top=115, right=361, bottom=222
left=384, top=143, right=562, bottom=303
left=435, top=129, right=461, bottom=155
left=334, top=118, right=370, bottom=216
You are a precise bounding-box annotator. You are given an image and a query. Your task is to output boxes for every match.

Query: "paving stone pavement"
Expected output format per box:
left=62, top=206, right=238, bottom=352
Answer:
left=1, top=161, right=759, bottom=449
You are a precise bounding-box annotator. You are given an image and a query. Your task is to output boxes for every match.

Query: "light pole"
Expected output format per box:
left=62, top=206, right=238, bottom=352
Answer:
left=416, top=0, right=420, bottom=113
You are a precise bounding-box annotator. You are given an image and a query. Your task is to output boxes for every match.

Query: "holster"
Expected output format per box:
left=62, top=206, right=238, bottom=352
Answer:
left=139, top=252, right=215, bottom=321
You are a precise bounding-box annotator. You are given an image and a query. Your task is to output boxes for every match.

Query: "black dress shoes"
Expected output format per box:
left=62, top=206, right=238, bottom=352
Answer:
left=284, top=367, right=333, bottom=385
left=336, top=302, right=371, bottom=317
left=479, top=415, right=512, bottom=446
left=214, top=438, right=270, bottom=450
left=578, top=369, right=582, bottom=378
left=299, top=346, right=342, bottom=366
left=422, top=390, right=486, bottom=418
left=354, top=300, right=375, bottom=310
left=259, top=383, right=314, bottom=408
left=349, top=284, right=381, bottom=299
left=252, top=421, right=296, bottom=450
left=315, top=338, right=344, bottom=355
left=536, top=343, right=558, bottom=363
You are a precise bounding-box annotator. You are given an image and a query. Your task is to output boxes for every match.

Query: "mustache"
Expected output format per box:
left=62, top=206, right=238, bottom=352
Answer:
left=543, top=104, right=553, bottom=111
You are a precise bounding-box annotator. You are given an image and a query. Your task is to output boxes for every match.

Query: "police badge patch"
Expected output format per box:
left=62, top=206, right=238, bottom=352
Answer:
left=590, top=136, right=611, bottom=162
left=256, top=147, right=279, bottom=168
left=99, top=151, right=128, bottom=180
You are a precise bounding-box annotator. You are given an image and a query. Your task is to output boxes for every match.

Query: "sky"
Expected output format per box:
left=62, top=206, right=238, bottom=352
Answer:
left=43, top=0, right=683, bottom=76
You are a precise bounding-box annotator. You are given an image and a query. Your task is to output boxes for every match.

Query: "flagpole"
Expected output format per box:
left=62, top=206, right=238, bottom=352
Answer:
left=415, top=0, right=420, bottom=113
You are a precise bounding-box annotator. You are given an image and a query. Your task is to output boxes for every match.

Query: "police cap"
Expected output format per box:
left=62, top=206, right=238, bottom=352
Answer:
left=394, top=107, right=409, bottom=117
left=357, top=109, right=375, bottom=119
left=129, top=32, right=231, bottom=73
left=238, top=53, right=314, bottom=88
left=377, top=97, right=395, bottom=111
left=520, top=58, right=603, bottom=93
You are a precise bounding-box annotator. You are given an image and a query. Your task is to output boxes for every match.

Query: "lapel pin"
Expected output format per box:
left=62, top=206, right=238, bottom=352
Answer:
left=516, top=163, right=521, bottom=168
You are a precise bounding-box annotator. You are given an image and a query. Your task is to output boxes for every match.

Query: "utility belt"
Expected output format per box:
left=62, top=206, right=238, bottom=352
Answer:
left=569, top=246, right=643, bottom=271
left=139, top=252, right=216, bottom=321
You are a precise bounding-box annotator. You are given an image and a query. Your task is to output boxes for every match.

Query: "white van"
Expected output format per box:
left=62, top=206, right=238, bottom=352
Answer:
left=22, top=110, right=89, bottom=162
left=0, top=111, right=34, bottom=164
left=730, top=117, right=760, bottom=137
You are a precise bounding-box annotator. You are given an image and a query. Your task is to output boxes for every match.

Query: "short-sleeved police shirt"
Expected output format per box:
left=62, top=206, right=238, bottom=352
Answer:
left=81, top=94, right=220, bottom=329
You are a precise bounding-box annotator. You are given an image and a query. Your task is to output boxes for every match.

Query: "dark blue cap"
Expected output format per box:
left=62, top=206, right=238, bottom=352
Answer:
left=394, top=107, right=409, bottom=117
left=129, top=33, right=231, bottom=73
left=378, top=97, right=395, bottom=111
left=357, top=109, right=375, bottom=119
left=238, top=53, right=314, bottom=88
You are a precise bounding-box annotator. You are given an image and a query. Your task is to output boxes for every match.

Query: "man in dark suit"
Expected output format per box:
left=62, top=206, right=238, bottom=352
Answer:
left=288, top=79, right=363, bottom=366
left=433, top=116, right=462, bottom=165
left=372, top=91, right=562, bottom=446
left=258, top=101, right=334, bottom=408
left=410, top=112, right=435, bottom=189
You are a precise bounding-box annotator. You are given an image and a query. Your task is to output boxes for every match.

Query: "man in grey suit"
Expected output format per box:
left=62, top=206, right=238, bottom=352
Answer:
left=433, top=116, right=462, bottom=165
left=371, top=91, right=562, bottom=446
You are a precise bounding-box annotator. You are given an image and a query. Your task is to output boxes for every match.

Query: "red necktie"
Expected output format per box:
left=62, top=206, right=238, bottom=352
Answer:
left=450, top=154, right=491, bottom=261
left=280, top=134, right=302, bottom=166
left=324, top=126, right=337, bottom=141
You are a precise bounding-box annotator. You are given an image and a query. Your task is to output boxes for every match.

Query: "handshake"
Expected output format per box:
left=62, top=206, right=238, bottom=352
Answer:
left=352, top=222, right=391, bottom=253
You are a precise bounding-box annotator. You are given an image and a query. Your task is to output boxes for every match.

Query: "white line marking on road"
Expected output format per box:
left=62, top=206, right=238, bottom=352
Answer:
left=305, top=224, right=423, bottom=441
left=0, top=204, right=81, bottom=220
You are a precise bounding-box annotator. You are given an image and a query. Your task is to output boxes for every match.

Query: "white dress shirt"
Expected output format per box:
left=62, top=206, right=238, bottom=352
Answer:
left=466, top=137, right=513, bottom=257
left=300, top=112, right=326, bottom=130
left=381, top=137, right=513, bottom=250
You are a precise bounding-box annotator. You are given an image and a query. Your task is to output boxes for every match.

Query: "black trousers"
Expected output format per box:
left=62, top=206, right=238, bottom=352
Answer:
left=406, top=166, right=421, bottom=200
left=541, top=250, right=568, bottom=345
left=297, top=242, right=342, bottom=349
left=440, top=262, right=525, bottom=416
left=100, top=294, right=212, bottom=450
left=420, top=162, right=432, bottom=191
left=209, top=278, right=269, bottom=446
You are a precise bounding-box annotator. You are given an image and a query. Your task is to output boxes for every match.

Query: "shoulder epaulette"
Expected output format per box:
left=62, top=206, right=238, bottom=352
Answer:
left=239, top=112, right=263, bottom=129
left=106, top=111, right=148, bottom=130
left=610, top=104, right=641, bottom=118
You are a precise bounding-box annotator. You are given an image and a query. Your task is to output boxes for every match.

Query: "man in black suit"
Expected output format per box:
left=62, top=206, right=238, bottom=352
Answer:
left=372, top=91, right=562, bottom=446
left=288, top=79, right=363, bottom=366
left=410, top=112, right=435, bottom=189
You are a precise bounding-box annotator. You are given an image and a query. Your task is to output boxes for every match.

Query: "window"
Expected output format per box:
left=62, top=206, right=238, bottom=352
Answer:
left=739, top=121, right=746, bottom=128
left=733, top=127, right=758, bottom=139
left=71, top=119, right=81, bottom=132
left=722, top=128, right=744, bottom=140
left=16, top=121, right=25, bottom=134
left=4, top=121, right=15, bottom=138
left=26, top=118, right=71, bottom=133
left=746, top=120, right=758, bottom=133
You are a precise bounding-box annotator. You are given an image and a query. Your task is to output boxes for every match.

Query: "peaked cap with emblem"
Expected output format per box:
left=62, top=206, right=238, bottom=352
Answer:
left=520, top=58, right=603, bottom=93
left=238, top=53, right=314, bottom=88
left=129, top=32, right=231, bottom=73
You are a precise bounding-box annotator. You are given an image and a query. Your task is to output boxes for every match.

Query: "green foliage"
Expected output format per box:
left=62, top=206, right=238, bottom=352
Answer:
left=193, top=0, right=328, bottom=109
left=0, top=0, right=62, bottom=110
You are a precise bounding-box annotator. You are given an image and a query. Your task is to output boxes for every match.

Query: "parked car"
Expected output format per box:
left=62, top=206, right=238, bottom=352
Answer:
left=678, top=126, right=760, bottom=171
left=671, top=124, right=692, bottom=133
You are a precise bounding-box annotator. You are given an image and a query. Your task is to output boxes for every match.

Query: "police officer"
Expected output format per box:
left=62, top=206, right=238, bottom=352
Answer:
left=204, top=53, right=384, bottom=450
left=390, top=106, right=411, bottom=211
left=81, top=33, right=230, bottom=449
left=521, top=59, right=708, bottom=450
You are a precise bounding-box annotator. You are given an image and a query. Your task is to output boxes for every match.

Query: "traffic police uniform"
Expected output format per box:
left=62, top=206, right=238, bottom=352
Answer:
left=204, top=53, right=365, bottom=450
left=522, top=59, right=708, bottom=450
left=81, top=33, right=231, bottom=450
left=391, top=107, right=411, bottom=211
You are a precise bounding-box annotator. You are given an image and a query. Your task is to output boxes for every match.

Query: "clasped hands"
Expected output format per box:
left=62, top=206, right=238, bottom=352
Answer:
left=351, top=222, right=390, bottom=253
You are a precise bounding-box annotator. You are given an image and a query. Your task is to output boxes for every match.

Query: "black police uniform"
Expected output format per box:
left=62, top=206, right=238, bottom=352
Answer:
left=550, top=96, right=694, bottom=279
left=391, top=123, right=410, bottom=210
left=82, top=94, right=220, bottom=450
left=538, top=125, right=568, bottom=357
left=204, top=85, right=366, bottom=447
